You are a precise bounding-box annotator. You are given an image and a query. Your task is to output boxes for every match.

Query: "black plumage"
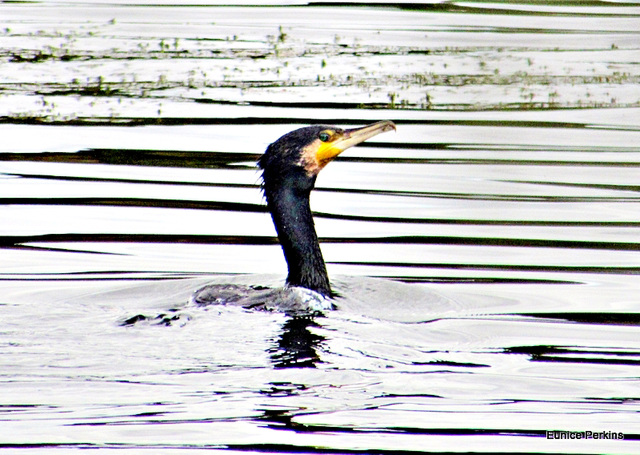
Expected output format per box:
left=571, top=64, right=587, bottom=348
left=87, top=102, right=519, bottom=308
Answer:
left=258, top=121, right=396, bottom=298
left=259, top=126, right=335, bottom=296
left=192, top=120, right=396, bottom=312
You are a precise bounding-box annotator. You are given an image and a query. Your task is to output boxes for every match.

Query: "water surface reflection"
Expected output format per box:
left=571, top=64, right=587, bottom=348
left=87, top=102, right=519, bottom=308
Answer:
left=1, top=1, right=640, bottom=454
left=270, top=317, right=325, bottom=369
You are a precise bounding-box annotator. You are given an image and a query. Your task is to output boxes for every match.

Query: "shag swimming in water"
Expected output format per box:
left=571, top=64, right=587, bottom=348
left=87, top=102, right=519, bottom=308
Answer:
left=191, top=120, right=396, bottom=314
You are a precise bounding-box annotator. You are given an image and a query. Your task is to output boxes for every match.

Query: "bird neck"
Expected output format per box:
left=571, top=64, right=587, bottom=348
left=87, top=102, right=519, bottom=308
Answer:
left=265, top=185, right=332, bottom=297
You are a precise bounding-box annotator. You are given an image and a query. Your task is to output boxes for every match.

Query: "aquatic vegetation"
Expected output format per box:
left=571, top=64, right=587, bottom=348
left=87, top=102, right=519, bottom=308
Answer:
left=1, top=3, right=639, bottom=123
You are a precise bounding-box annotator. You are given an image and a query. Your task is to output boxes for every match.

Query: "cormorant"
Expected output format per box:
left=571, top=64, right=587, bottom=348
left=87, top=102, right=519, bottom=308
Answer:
left=191, top=120, right=396, bottom=314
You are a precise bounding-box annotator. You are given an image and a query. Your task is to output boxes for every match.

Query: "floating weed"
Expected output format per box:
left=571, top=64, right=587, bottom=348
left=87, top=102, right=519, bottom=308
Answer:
left=2, top=18, right=639, bottom=120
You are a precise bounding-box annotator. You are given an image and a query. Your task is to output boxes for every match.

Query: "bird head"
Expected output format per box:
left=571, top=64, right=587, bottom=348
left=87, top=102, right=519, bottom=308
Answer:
left=259, top=120, right=396, bottom=194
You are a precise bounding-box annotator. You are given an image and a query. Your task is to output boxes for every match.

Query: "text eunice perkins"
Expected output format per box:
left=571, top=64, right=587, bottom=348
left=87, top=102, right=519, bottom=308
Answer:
left=546, top=430, right=624, bottom=440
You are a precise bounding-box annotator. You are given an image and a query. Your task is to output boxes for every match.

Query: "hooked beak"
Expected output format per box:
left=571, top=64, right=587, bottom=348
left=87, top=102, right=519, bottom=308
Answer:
left=335, top=120, right=397, bottom=152
left=316, top=120, right=396, bottom=166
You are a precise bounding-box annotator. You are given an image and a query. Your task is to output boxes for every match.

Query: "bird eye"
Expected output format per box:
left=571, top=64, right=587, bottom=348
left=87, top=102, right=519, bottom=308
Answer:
left=319, top=132, right=331, bottom=142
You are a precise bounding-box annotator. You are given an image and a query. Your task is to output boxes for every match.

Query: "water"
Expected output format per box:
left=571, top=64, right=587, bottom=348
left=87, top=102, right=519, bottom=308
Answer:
left=1, top=1, right=640, bottom=453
